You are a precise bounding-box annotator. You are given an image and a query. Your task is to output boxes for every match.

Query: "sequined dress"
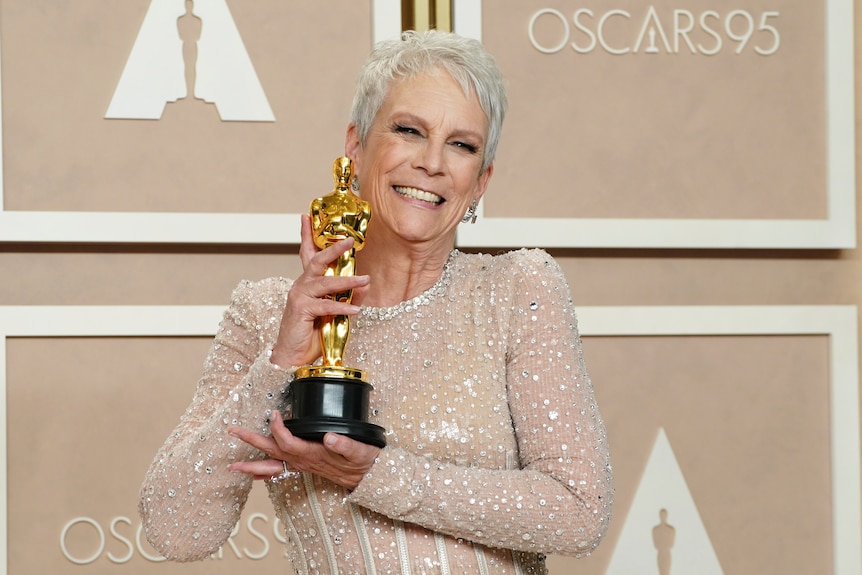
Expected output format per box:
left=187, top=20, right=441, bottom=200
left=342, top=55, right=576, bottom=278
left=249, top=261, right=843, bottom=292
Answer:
left=140, top=248, right=613, bottom=574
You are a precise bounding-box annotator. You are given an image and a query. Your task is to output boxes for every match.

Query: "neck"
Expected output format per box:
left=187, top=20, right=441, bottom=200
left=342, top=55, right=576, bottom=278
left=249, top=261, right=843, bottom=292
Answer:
left=355, top=240, right=454, bottom=308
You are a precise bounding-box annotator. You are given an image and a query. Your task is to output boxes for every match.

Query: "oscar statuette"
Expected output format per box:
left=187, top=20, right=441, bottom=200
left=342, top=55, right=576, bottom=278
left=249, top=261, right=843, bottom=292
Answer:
left=283, top=157, right=386, bottom=448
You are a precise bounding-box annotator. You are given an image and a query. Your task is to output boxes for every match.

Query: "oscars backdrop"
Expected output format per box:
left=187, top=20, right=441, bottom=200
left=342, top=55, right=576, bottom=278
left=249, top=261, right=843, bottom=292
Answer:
left=0, top=1, right=859, bottom=574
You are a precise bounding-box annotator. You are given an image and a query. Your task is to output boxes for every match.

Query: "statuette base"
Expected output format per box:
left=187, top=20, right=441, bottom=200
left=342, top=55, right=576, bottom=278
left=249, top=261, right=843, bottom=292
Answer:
left=284, top=375, right=386, bottom=448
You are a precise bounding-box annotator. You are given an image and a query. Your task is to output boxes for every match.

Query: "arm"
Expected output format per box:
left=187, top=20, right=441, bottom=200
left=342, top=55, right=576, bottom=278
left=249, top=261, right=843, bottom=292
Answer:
left=138, top=278, right=291, bottom=561
left=348, top=250, right=613, bottom=556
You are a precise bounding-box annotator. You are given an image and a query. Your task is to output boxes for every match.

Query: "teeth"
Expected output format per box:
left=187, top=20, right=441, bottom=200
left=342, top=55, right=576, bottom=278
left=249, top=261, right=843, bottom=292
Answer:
left=394, top=186, right=443, bottom=205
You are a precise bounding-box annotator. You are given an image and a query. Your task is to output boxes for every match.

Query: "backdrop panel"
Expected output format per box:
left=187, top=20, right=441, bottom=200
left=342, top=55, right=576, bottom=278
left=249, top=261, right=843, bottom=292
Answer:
left=452, top=0, right=856, bottom=249
left=0, top=0, right=403, bottom=243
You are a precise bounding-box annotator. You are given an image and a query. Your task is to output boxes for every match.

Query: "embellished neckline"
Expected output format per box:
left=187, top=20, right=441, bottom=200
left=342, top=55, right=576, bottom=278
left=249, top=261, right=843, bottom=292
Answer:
left=359, top=250, right=458, bottom=321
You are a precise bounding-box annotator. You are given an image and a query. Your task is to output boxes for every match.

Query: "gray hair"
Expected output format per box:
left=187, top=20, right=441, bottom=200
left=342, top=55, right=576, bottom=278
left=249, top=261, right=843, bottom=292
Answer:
left=350, top=29, right=507, bottom=173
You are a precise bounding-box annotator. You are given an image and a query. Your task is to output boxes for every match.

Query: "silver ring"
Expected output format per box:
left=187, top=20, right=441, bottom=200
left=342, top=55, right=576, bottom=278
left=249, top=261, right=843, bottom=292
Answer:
left=269, top=460, right=299, bottom=482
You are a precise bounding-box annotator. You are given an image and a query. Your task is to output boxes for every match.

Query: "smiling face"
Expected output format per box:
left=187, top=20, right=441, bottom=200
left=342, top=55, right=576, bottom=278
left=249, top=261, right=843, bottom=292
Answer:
left=346, top=68, right=493, bottom=252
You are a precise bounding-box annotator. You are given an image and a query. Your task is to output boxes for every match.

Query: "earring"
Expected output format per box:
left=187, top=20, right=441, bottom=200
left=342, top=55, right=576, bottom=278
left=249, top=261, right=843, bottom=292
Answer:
left=461, top=199, right=478, bottom=224
left=351, top=176, right=360, bottom=193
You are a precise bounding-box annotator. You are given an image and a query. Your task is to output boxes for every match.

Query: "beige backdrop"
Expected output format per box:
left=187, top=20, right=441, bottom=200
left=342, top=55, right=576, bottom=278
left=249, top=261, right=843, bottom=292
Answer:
left=2, top=0, right=371, bottom=214
left=483, top=0, right=827, bottom=219
left=0, top=0, right=860, bottom=574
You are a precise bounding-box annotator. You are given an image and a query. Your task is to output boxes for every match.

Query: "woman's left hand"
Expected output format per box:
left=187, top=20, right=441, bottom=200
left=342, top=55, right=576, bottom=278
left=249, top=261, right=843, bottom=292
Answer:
left=228, top=411, right=381, bottom=490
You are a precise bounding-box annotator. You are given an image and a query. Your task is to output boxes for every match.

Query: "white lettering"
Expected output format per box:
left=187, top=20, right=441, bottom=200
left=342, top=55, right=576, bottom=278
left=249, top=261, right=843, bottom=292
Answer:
left=571, top=9, right=597, bottom=54
left=527, top=7, right=781, bottom=56
left=60, top=517, right=105, bottom=565
left=673, top=10, right=696, bottom=54
left=56, top=512, right=314, bottom=563
left=755, top=12, right=781, bottom=56
left=245, top=513, right=271, bottom=560
left=528, top=9, right=569, bottom=54
left=107, top=516, right=135, bottom=564
left=698, top=11, right=723, bottom=55
left=598, top=10, right=631, bottom=55
left=273, top=516, right=287, bottom=546
left=726, top=10, right=755, bottom=54
left=633, top=6, right=671, bottom=54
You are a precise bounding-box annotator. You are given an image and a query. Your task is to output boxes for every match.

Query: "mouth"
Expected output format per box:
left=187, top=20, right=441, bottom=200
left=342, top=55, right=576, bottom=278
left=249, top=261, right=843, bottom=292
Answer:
left=393, top=185, right=444, bottom=205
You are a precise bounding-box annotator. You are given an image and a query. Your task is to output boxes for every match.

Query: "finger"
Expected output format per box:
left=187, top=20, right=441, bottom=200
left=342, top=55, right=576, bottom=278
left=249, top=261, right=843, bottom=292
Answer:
left=322, top=432, right=351, bottom=455
left=300, top=223, right=355, bottom=275
left=228, top=458, right=286, bottom=478
left=286, top=271, right=368, bottom=319
left=228, top=426, right=280, bottom=457
left=310, top=237, right=355, bottom=272
left=319, top=433, right=381, bottom=489
left=299, top=214, right=317, bottom=269
left=299, top=274, right=370, bottom=302
left=323, top=432, right=380, bottom=463
left=270, top=410, right=287, bottom=433
left=269, top=412, right=310, bottom=456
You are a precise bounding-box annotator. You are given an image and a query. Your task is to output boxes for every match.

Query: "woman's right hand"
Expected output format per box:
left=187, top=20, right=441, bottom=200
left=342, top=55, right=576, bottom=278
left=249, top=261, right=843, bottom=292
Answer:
left=270, top=214, right=370, bottom=368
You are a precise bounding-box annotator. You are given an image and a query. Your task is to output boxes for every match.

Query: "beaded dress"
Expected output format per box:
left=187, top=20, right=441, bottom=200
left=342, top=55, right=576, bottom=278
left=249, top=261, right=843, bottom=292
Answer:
left=139, top=248, right=613, bottom=574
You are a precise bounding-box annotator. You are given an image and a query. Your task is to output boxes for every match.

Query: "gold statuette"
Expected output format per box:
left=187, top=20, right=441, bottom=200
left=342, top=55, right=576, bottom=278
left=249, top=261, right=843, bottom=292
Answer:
left=284, top=157, right=386, bottom=447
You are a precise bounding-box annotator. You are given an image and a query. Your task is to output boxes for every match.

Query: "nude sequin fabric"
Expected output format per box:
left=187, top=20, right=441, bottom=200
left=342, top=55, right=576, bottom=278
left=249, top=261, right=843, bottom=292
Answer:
left=140, top=249, right=613, bottom=574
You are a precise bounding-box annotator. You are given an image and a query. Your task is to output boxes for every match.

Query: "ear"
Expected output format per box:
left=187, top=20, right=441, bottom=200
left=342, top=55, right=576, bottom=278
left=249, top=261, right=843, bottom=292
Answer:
left=345, top=124, right=361, bottom=164
left=473, top=162, right=494, bottom=203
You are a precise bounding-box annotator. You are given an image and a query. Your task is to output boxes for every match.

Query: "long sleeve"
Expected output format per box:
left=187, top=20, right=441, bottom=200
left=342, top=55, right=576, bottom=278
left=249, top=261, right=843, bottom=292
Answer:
left=138, top=278, right=292, bottom=561
left=347, top=249, right=613, bottom=557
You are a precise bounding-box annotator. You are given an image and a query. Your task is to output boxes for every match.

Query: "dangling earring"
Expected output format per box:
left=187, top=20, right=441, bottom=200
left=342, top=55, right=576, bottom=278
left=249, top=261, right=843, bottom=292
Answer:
left=351, top=175, right=360, bottom=193
left=461, top=199, right=478, bottom=224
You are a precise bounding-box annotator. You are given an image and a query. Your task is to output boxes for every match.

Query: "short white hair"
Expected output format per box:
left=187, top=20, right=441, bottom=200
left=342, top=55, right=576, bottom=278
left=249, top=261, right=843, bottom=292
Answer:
left=350, top=30, right=507, bottom=173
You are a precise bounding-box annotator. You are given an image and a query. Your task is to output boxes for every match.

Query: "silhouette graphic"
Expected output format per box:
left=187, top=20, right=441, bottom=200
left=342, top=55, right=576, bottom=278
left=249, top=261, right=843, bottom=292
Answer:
left=645, top=28, right=660, bottom=53
left=176, top=0, right=202, bottom=103
left=106, top=0, right=274, bottom=121
left=653, top=508, right=676, bottom=575
left=605, top=428, right=724, bottom=574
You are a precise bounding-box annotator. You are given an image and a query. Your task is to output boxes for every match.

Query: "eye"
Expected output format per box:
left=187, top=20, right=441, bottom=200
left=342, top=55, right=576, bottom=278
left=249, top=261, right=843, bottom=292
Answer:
left=394, top=123, right=421, bottom=136
left=451, top=140, right=479, bottom=154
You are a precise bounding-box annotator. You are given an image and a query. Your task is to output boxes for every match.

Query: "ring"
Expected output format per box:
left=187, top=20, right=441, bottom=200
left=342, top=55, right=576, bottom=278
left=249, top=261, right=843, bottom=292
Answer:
left=269, top=460, right=300, bottom=482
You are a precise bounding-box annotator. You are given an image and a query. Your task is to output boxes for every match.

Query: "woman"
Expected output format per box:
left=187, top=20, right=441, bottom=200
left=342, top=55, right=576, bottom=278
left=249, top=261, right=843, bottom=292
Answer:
left=140, top=30, right=612, bottom=574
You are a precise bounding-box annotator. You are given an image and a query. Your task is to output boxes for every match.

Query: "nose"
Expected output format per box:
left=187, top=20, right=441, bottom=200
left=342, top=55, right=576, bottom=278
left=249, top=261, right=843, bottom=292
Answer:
left=414, top=139, right=445, bottom=176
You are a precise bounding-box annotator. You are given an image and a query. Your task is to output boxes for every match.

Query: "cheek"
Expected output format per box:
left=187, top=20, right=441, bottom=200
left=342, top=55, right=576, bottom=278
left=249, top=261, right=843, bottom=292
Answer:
left=359, top=159, right=395, bottom=202
left=454, top=168, right=483, bottom=196
left=449, top=153, right=484, bottom=180
left=362, top=142, right=401, bottom=176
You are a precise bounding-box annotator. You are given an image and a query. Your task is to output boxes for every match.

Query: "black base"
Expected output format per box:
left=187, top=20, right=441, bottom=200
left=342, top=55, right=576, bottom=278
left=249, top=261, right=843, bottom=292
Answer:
left=283, top=375, right=386, bottom=448
left=284, top=417, right=387, bottom=448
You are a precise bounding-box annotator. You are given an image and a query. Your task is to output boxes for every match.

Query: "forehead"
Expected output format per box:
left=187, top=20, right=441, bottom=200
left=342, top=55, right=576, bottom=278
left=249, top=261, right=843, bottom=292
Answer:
left=380, top=70, right=487, bottom=129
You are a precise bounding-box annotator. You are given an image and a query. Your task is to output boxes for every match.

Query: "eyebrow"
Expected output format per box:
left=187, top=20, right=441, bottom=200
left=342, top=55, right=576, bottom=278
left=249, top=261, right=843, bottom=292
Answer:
left=391, top=111, right=486, bottom=144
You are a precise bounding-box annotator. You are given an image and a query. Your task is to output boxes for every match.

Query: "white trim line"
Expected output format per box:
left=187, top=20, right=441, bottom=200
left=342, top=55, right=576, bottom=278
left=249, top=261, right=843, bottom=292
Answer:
left=0, top=211, right=303, bottom=244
